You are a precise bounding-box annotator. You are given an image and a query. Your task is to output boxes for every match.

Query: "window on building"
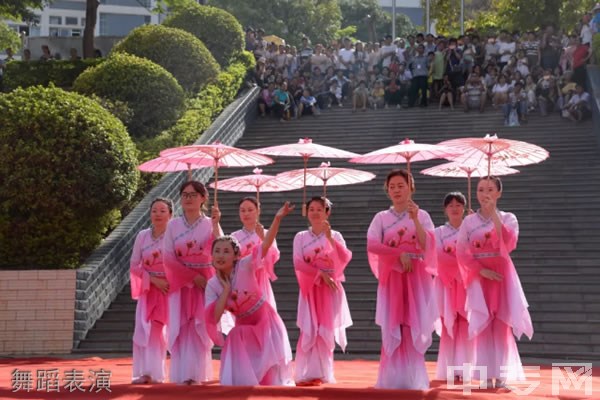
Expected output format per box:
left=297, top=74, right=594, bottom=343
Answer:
left=65, top=17, right=78, bottom=26
left=49, top=16, right=62, bottom=25
left=71, top=29, right=82, bottom=37
left=81, top=18, right=86, bottom=27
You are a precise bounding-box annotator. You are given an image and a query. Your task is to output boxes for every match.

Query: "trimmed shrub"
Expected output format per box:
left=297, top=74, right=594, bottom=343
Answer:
left=0, top=86, right=139, bottom=269
left=111, top=25, right=220, bottom=93
left=164, top=3, right=244, bottom=68
left=2, top=59, right=104, bottom=91
left=137, top=59, right=249, bottom=155
left=73, top=53, right=185, bottom=140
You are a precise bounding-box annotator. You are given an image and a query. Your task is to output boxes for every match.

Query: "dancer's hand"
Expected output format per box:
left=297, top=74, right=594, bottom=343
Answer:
left=480, top=268, right=503, bottom=281
left=319, top=270, right=337, bottom=290
left=275, top=201, right=295, bottom=219
left=400, top=253, right=413, bottom=272
left=193, top=274, right=207, bottom=289
left=217, top=271, right=231, bottom=293
left=150, top=277, right=170, bottom=294
left=211, top=204, right=221, bottom=223
left=407, top=200, right=419, bottom=220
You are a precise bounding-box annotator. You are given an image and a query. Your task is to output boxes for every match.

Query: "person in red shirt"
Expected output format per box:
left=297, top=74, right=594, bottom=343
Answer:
left=572, top=36, right=592, bottom=89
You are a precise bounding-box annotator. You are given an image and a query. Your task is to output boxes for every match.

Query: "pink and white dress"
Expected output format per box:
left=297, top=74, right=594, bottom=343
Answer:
left=205, top=247, right=294, bottom=386
left=456, top=210, right=533, bottom=381
left=163, top=216, right=215, bottom=383
left=231, top=228, right=280, bottom=310
left=434, top=223, right=473, bottom=380
left=367, top=208, right=438, bottom=390
left=293, top=229, right=353, bottom=384
left=130, top=228, right=169, bottom=382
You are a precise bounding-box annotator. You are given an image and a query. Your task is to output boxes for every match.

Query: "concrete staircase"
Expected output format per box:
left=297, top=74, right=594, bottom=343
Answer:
left=77, top=105, right=600, bottom=361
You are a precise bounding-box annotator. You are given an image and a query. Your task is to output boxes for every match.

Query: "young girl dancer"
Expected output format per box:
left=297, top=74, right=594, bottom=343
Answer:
left=293, top=197, right=353, bottom=386
left=230, top=196, right=280, bottom=310
left=205, top=202, right=295, bottom=386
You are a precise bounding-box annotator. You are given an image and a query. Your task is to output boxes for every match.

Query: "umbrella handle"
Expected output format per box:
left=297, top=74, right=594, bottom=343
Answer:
left=213, top=160, right=219, bottom=205
left=302, top=156, right=308, bottom=217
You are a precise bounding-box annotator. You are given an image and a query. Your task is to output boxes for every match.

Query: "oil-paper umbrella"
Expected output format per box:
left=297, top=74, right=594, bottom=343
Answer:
left=277, top=161, right=376, bottom=197
left=253, top=138, right=359, bottom=215
left=439, top=133, right=549, bottom=177
left=208, top=167, right=301, bottom=204
left=349, top=138, right=457, bottom=174
left=420, top=161, right=520, bottom=210
left=160, top=142, right=274, bottom=203
left=138, top=156, right=209, bottom=180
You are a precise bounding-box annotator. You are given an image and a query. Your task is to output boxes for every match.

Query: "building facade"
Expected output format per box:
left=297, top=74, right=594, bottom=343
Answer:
left=378, top=0, right=424, bottom=27
left=6, top=0, right=164, bottom=38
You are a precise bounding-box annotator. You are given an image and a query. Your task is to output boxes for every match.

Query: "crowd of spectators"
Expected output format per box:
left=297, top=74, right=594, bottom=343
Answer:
left=247, top=5, right=600, bottom=125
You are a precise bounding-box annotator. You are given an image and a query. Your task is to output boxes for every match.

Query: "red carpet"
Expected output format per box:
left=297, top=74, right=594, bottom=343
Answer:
left=0, top=357, right=596, bottom=399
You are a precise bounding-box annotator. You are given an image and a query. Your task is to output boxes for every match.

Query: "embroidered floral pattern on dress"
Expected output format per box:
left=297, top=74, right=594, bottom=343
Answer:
left=387, top=225, right=417, bottom=248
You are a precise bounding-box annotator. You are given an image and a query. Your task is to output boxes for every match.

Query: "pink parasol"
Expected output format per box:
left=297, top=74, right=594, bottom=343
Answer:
left=138, top=156, right=209, bottom=180
left=160, top=142, right=274, bottom=203
left=349, top=138, right=457, bottom=174
left=420, top=161, right=520, bottom=210
left=253, top=138, right=359, bottom=215
left=277, top=161, right=376, bottom=197
left=207, top=167, right=301, bottom=204
left=440, top=134, right=549, bottom=176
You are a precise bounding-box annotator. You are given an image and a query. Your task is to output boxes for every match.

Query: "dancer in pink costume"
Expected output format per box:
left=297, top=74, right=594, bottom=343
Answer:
left=367, top=169, right=438, bottom=390
left=456, top=177, right=533, bottom=389
left=163, top=181, right=223, bottom=385
left=205, top=202, right=295, bottom=386
left=130, top=198, right=173, bottom=384
left=293, top=197, right=353, bottom=386
left=434, top=192, right=473, bottom=382
left=230, top=196, right=280, bottom=310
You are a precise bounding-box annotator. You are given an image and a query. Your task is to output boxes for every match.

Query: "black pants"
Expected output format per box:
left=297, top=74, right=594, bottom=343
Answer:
left=409, top=76, right=428, bottom=107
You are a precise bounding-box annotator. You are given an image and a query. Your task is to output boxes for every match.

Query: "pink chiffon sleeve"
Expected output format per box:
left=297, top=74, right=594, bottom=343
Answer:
left=130, top=230, right=150, bottom=299
left=419, top=211, right=437, bottom=276
left=366, top=212, right=403, bottom=281
left=326, top=231, right=352, bottom=281
left=489, top=212, right=519, bottom=255
left=204, top=278, right=225, bottom=346
left=258, top=231, right=280, bottom=281
left=293, top=233, right=318, bottom=296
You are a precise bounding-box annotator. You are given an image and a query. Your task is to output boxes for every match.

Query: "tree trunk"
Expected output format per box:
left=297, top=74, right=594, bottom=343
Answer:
left=83, top=0, right=99, bottom=59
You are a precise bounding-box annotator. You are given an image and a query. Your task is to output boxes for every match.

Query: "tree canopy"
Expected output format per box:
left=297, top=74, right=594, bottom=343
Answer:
left=0, top=0, right=46, bottom=21
left=426, top=0, right=596, bottom=36
left=207, top=0, right=342, bottom=46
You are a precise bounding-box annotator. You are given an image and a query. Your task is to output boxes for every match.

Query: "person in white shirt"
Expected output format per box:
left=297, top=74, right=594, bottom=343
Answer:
left=338, top=38, right=355, bottom=73
left=380, top=35, right=398, bottom=68
left=580, top=13, right=593, bottom=45
left=497, top=31, right=516, bottom=69
left=563, top=84, right=592, bottom=122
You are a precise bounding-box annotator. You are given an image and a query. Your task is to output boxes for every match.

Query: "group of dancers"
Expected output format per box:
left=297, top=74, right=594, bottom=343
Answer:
left=129, top=168, right=533, bottom=389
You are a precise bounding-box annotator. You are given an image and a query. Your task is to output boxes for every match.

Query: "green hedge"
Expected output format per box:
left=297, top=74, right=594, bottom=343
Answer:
left=164, top=3, right=244, bottom=68
left=2, top=59, right=104, bottom=91
left=112, top=25, right=220, bottom=94
left=0, top=86, right=139, bottom=269
left=136, top=57, right=250, bottom=158
left=73, top=53, right=185, bottom=140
